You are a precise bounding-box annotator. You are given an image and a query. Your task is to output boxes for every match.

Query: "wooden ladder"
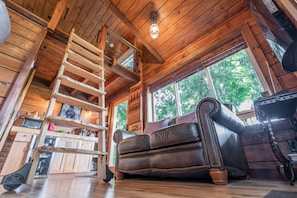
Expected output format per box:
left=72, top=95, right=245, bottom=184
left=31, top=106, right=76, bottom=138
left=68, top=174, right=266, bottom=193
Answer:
left=26, top=28, right=108, bottom=183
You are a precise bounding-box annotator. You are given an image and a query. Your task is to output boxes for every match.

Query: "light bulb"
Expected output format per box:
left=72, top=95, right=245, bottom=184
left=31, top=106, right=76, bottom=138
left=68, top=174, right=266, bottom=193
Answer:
left=150, top=23, right=159, bottom=39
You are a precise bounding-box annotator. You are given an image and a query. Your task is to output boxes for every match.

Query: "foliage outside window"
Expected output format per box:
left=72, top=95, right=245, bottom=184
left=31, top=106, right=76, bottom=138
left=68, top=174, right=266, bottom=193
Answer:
left=115, top=101, right=128, bottom=130
left=209, top=50, right=264, bottom=112
left=153, top=84, right=177, bottom=120
left=152, top=49, right=265, bottom=121
left=109, top=100, right=127, bottom=167
left=177, top=71, right=212, bottom=114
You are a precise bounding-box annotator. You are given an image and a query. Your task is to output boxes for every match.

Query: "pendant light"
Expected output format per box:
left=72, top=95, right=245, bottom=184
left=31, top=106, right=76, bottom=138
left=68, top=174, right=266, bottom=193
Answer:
left=150, top=11, right=159, bottom=39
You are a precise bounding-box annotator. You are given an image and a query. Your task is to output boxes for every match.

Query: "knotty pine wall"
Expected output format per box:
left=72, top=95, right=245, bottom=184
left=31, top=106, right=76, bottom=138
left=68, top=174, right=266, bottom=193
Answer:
left=142, top=9, right=297, bottom=95
left=0, top=9, right=44, bottom=109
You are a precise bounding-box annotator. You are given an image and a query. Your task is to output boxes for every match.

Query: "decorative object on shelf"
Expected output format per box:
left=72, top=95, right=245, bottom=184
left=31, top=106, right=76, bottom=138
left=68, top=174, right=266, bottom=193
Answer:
left=59, top=104, right=82, bottom=120
left=21, top=118, right=42, bottom=129
left=150, top=11, right=159, bottom=39
left=48, top=122, right=55, bottom=131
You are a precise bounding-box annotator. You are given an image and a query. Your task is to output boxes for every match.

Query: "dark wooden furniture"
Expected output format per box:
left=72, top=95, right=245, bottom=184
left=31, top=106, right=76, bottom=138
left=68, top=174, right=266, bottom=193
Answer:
left=254, top=91, right=297, bottom=185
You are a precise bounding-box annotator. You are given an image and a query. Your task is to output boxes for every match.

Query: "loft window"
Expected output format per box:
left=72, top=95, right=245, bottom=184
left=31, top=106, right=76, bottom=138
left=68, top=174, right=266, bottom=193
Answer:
left=121, top=54, right=134, bottom=69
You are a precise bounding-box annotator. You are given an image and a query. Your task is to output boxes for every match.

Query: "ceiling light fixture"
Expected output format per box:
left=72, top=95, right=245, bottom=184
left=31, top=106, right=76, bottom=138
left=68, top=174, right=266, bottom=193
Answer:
left=150, top=11, right=159, bottom=39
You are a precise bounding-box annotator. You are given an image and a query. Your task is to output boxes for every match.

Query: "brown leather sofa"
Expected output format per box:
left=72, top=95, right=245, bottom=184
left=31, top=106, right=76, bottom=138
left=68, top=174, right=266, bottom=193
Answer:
left=113, top=97, right=249, bottom=184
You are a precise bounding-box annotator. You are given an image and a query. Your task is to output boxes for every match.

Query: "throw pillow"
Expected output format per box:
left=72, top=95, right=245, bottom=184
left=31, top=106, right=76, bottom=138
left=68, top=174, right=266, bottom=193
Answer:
left=143, top=118, right=170, bottom=135
left=176, top=111, right=197, bottom=124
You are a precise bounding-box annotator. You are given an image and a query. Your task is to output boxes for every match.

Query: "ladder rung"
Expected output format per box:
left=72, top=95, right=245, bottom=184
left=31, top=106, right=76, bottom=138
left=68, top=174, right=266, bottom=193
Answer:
left=70, top=42, right=103, bottom=65
left=72, top=33, right=103, bottom=56
left=64, top=61, right=105, bottom=84
left=54, top=92, right=106, bottom=112
left=59, top=75, right=105, bottom=97
left=38, top=146, right=107, bottom=155
left=47, top=115, right=108, bottom=131
left=67, top=49, right=104, bottom=72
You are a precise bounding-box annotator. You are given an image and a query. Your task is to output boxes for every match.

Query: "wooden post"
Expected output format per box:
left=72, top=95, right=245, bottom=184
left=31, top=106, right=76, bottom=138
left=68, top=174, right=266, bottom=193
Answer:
left=47, top=0, right=68, bottom=31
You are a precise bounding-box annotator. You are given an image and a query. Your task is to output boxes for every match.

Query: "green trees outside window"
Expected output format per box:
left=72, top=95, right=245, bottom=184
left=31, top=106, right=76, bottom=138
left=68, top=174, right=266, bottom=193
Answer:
left=209, top=50, right=264, bottom=111
left=153, top=84, right=177, bottom=121
left=177, top=70, right=212, bottom=114
left=153, top=49, right=265, bottom=121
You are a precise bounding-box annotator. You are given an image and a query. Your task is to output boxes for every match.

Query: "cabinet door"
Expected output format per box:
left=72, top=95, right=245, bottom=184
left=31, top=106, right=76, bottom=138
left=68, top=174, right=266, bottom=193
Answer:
left=50, top=138, right=67, bottom=174
left=0, top=141, right=31, bottom=176
left=76, top=141, right=95, bottom=172
left=63, top=139, right=80, bottom=173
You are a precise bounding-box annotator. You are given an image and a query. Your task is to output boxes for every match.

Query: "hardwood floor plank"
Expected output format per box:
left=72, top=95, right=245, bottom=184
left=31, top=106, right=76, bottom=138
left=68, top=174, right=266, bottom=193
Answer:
left=0, top=174, right=296, bottom=197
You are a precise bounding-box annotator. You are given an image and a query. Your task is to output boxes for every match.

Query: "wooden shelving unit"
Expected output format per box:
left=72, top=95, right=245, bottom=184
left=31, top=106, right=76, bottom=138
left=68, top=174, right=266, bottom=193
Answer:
left=26, top=29, right=108, bottom=183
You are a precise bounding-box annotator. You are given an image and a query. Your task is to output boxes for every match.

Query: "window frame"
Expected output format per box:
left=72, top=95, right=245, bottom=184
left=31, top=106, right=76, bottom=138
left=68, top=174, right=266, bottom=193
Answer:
left=149, top=47, right=271, bottom=122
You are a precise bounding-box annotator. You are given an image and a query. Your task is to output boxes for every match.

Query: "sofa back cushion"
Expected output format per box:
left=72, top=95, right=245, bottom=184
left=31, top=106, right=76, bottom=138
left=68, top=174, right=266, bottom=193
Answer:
left=143, top=118, right=170, bottom=135
left=150, top=123, right=200, bottom=149
left=118, top=135, right=150, bottom=155
left=176, top=111, right=197, bottom=124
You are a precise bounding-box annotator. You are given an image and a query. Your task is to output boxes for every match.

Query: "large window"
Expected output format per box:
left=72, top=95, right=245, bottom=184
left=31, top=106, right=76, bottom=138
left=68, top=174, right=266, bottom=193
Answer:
left=152, top=49, right=265, bottom=121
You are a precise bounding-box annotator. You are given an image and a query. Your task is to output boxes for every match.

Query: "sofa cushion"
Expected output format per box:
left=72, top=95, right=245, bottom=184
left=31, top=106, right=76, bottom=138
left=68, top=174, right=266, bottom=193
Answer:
left=150, top=123, right=200, bottom=149
left=176, top=111, right=197, bottom=124
left=143, top=118, right=170, bottom=135
left=118, top=135, right=150, bottom=155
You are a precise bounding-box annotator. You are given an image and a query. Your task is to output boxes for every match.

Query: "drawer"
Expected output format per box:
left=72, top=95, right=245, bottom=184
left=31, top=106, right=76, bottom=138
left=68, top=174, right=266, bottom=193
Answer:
left=15, top=132, right=33, bottom=142
left=128, top=122, right=142, bottom=133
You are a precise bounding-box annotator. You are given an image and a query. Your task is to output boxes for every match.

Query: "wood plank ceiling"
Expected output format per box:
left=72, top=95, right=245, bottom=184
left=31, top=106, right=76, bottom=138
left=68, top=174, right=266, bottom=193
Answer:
left=6, top=0, right=248, bottom=104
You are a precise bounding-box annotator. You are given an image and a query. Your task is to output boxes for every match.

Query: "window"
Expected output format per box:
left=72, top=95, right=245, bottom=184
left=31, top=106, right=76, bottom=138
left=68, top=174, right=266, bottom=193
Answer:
left=152, top=49, right=265, bottom=121
left=109, top=100, right=127, bottom=167
left=121, top=54, right=134, bottom=70
left=177, top=70, right=212, bottom=114
left=267, top=39, right=286, bottom=63
left=209, top=50, right=264, bottom=112
left=153, top=83, right=177, bottom=120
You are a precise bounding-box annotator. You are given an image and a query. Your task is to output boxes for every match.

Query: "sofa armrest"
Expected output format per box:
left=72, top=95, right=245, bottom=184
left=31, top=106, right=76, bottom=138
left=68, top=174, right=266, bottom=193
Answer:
left=113, top=129, right=138, bottom=144
left=113, top=129, right=138, bottom=173
left=197, top=97, right=248, bottom=176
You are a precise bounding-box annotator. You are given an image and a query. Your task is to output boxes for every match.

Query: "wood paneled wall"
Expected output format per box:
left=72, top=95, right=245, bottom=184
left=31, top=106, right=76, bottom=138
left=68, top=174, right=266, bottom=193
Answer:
left=142, top=9, right=297, bottom=94
left=0, top=9, right=44, bottom=108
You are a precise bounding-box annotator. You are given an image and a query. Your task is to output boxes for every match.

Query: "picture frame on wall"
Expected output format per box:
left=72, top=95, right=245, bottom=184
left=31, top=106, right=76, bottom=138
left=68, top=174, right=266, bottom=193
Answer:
left=59, top=103, right=82, bottom=120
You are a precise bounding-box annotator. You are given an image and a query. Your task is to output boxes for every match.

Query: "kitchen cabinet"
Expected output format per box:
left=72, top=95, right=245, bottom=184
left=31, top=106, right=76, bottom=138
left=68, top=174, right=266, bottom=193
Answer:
left=0, top=132, right=34, bottom=176
left=50, top=137, right=95, bottom=174
left=50, top=138, right=67, bottom=174
left=63, top=139, right=80, bottom=173
left=76, top=141, right=95, bottom=172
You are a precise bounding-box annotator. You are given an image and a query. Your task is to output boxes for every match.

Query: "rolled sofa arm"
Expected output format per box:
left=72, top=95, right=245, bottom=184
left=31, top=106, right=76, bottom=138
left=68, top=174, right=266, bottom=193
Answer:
left=113, top=129, right=138, bottom=143
left=197, top=97, right=245, bottom=134
left=196, top=97, right=248, bottom=176
left=113, top=129, right=138, bottom=174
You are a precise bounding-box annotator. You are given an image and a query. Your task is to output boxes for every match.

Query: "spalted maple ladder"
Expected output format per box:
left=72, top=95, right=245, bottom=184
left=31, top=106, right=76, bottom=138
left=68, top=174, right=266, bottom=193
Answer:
left=26, top=29, right=110, bottom=183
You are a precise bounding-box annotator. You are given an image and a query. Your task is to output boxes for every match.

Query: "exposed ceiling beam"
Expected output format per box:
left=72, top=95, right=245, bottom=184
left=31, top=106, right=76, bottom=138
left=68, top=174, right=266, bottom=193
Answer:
left=48, top=0, right=68, bottom=31
left=104, top=0, right=165, bottom=64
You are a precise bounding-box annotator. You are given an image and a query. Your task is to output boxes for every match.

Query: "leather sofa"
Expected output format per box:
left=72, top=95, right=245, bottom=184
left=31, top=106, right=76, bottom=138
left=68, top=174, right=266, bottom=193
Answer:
left=113, top=97, right=249, bottom=184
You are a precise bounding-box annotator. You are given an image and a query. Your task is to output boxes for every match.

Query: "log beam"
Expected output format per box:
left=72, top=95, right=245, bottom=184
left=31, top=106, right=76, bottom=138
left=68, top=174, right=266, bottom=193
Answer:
left=48, top=0, right=68, bottom=31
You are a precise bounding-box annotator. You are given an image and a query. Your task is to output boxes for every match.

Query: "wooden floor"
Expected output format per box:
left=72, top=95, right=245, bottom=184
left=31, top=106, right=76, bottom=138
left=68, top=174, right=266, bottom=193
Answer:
left=0, top=174, right=296, bottom=198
